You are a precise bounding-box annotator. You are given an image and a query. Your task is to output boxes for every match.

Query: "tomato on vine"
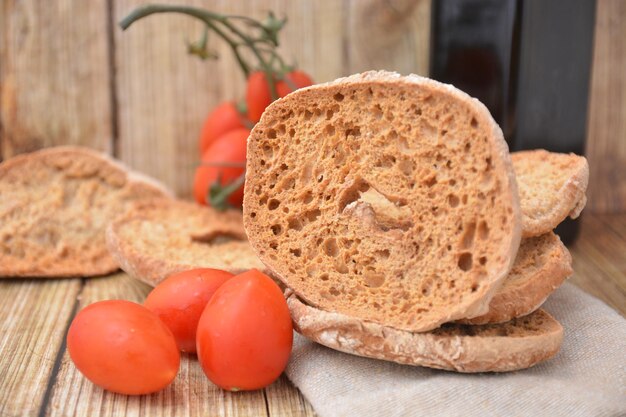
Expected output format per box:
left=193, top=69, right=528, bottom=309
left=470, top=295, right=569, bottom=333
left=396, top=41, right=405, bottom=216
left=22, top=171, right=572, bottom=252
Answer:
left=193, top=128, right=248, bottom=209
left=199, top=102, right=249, bottom=154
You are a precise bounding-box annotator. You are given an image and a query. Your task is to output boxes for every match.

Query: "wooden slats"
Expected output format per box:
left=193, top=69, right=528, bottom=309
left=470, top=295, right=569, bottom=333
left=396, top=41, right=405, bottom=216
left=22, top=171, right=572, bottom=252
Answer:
left=586, top=0, right=626, bottom=213
left=0, top=0, right=114, bottom=157
left=0, top=278, right=82, bottom=417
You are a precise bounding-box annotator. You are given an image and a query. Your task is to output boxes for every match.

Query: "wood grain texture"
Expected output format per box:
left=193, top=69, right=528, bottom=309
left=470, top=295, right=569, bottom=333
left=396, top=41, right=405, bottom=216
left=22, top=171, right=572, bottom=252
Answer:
left=346, top=0, right=430, bottom=75
left=45, top=272, right=315, bottom=417
left=0, top=278, right=82, bottom=417
left=586, top=0, right=626, bottom=213
left=0, top=0, right=113, bottom=157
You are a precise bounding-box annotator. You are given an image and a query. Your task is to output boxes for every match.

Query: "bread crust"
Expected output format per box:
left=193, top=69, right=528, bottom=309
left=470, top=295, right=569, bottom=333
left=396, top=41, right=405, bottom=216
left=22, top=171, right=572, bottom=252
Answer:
left=458, top=232, right=572, bottom=324
left=244, top=71, right=522, bottom=332
left=106, top=199, right=268, bottom=286
left=512, top=150, right=589, bottom=238
left=288, top=294, right=563, bottom=373
left=0, top=146, right=171, bottom=277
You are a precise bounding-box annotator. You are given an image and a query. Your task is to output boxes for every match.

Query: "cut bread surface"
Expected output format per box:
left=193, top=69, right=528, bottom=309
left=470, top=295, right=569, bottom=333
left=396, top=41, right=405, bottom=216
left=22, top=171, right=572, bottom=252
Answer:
left=244, top=71, right=521, bottom=332
left=459, top=232, right=572, bottom=324
left=106, top=199, right=267, bottom=286
left=512, top=150, right=588, bottom=238
left=0, top=146, right=170, bottom=277
left=288, top=295, right=563, bottom=373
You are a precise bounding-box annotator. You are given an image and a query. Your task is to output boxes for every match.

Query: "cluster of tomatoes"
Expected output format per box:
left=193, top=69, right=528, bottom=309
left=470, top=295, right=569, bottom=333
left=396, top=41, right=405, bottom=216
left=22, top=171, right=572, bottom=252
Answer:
left=67, top=269, right=293, bottom=395
left=193, top=70, right=313, bottom=209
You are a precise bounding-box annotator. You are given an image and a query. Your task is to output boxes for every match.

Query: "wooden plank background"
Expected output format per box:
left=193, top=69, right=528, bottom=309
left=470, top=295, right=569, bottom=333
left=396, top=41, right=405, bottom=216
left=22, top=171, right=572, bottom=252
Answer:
left=0, top=0, right=624, bottom=210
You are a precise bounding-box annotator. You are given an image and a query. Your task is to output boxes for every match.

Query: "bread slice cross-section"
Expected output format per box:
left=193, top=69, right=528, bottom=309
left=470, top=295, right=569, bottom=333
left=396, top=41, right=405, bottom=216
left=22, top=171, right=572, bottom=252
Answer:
left=106, top=199, right=267, bottom=286
left=512, top=150, right=588, bottom=238
left=0, top=146, right=170, bottom=277
left=288, top=294, right=563, bottom=373
left=244, top=71, right=522, bottom=332
left=459, top=232, right=572, bottom=324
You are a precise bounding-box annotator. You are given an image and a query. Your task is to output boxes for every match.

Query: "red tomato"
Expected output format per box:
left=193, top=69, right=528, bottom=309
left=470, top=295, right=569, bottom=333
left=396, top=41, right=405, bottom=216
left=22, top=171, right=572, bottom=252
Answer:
left=246, top=71, right=273, bottom=122
left=199, top=102, right=247, bottom=154
left=193, top=128, right=249, bottom=208
left=144, top=268, right=234, bottom=353
left=276, top=70, right=314, bottom=97
left=196, top=269, right=293, bottom=391
left=67, top=300, right=180, bottom=395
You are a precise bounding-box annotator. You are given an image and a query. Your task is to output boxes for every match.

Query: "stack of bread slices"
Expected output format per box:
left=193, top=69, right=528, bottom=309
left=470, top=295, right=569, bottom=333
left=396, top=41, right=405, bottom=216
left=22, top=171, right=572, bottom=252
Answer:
left=0, top=72, right=588, bottom=373
left=242, top=71, right=589, bottom=372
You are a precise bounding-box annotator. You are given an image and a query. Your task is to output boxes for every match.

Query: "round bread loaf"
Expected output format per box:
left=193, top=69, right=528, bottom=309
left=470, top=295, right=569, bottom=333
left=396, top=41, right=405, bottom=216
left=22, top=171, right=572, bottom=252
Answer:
left=244, top=71, right=521, bottom=332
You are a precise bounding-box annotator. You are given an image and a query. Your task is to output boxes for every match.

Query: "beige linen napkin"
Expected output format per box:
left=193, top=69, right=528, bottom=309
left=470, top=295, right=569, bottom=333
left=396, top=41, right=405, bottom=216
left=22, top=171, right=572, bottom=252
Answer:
left=285, top=283, right=626, bottom=417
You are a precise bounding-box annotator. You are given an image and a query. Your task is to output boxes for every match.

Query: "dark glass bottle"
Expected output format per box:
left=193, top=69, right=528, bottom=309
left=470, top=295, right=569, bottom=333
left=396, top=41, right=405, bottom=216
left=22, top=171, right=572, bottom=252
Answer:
left=430, top=0, right=596, bottom=244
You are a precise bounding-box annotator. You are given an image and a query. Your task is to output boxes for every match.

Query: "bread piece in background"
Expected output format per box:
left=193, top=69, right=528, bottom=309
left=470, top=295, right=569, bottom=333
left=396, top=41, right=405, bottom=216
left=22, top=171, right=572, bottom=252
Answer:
left=0, top=146, right=171, bottom=277
left=512, top=150, right=588, bottom=238
left=289, top=295, right=563, bottom=373
left=244, top=71, right=522, bottom=333
left=458, top=232, right=572, bottom=325
left=106, top=199, right=268, bottom=286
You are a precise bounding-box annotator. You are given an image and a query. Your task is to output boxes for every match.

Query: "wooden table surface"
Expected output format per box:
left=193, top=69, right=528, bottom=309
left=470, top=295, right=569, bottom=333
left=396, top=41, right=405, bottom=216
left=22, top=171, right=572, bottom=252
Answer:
left=1, top=213, right=624, bottom=417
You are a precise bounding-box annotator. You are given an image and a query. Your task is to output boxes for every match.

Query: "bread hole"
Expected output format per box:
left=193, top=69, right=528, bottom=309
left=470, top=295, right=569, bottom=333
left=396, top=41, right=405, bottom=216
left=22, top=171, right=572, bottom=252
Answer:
left=448, top=194, right=460, bottom=208
left=446, top=160, right=452, bottom=169
left=479, top=256, right=487, bottom=265
left=260, top=159, right=266, bottom=166
left=269, top=242, right=278, bottom=250
left=290, top=248, right=302, bottom=257
left=268, top=199, right=280, bottom=210
left=335, top=260, right=349, bottom=274
left=305, top=209, right=321, bottom=222
left=375, top=249, right=390, bottom=260
left=458, top=253, right=473, bottom=271
left=346, top=126, right=361, bottom=137
left=333, top=92, right=344, bottom=102
left=363, top=272, right=385, bottom=288
left=449, top=179, right=456, bottom=186
left=262, top=144, right=273, bottom=158
left=317, top=174, right=324, bottom=183
left=423, top=175, right=437, bottom=187
left=271, top=224, right=282, bottom=236
left=324, top=124, right=335, bottom=135
left=259, top=196, right=268, bottom=206
left=342, top=239, right=354, bottom=249
left=250, top=212, right=257, bottom=218
left=279, top=163, right=288, bottom=171
left=277, top=176, right=295, bottom=192
left=267, top=129, right=277, bottom=139
left=462, top=194, right=468, bottom=204
left=304, top=110, right=313, bottom=120
left=375, top=154, right=396, bottom=168
left=441, top=129, right=448, bottom=137
left=478, top=221, right=489, bottom=240
left=464, top=142, right=471, bottom=153
left=319, top=273, right=329, bottom=282
left=470, top=117, right=478, bottom=128
left=329, top=286, right=341, bottom=296
left=277, top=124, right=286, bottom=135
left=190, top=229, right=245, bottom=245
left=287, top=217, right=303, bottom=231
left=302, top=191, right=313, bottom=204
left=471, top=283, right=479, bottom=292
left=326, top=109, right=334, bottom=120
left=323, top=238, right=339, bottom=257
left=372, top=104, right=383, bottom=119
left=485, top=156, right=492, bottom=169
left=306, top=264, right=318, bottom=277
left=421, top=278, right=434, bottom=296
left=461, top=222, right=476, bottom=249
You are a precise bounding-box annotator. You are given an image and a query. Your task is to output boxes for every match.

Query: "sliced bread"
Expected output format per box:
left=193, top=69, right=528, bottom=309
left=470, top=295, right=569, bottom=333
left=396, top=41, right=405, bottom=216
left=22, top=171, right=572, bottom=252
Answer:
left=244, top=71, right=522, bottom=332
left=459, top=232, right=572, bottom=324
left=288, top=294, right=563, bottom=372
left=512, top=150, right=588, bottom=238
left=106, top=199, right=267, bottom=286
left=0, top=146, right=170, bottom=277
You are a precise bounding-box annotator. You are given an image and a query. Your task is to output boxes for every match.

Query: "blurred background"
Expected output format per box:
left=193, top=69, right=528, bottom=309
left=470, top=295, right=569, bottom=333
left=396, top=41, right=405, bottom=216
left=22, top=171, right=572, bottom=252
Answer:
left=0, top=0, right=624, bottom=216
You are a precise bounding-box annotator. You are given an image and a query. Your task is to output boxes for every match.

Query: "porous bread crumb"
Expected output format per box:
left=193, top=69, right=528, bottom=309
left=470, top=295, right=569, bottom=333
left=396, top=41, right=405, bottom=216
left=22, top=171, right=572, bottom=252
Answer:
left=512, top=150, right=588, bottom=237
left=244, top=71, right=522, bottom=332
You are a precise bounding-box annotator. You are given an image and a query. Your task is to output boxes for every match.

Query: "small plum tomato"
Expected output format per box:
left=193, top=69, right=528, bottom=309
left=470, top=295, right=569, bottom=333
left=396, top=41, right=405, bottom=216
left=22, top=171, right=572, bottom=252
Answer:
left=67, top=300, right=180, bottom=395
left=144, top=268, right=234, bottom=353
left=196, top=269, right=293, bottom=391
left=245, top=71, right=273, bottom=122
left=276, top=70, right=314, bottom=97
